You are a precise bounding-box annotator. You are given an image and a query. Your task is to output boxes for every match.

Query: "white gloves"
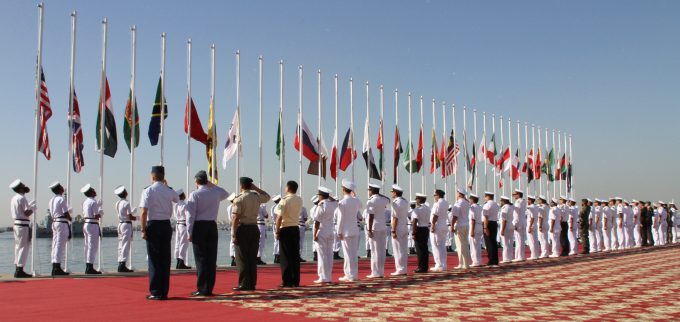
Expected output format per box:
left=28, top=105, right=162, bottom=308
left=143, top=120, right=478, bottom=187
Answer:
left=131, top=207, right=138, bottom=215
left=28, top=200, right=37, bottom=211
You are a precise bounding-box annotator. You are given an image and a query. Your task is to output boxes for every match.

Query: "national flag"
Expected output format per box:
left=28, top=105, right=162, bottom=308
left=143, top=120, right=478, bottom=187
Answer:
left=307, top=134, right=328, bottom=179
left=567, top=162, right=573, bottom=192
left=339, top=128, right=356, bottom=171
left=95, top=76, right=118, bottom=158
left=534, top=147, right=542, bottom=180
left=496, top=147, right=510, bottom=173
left=393, top=126, right=403, bottom=183
left=439, top=133, right=446, bottom=178
left=69, top=89, right=84, bottom=173
left=377, top=119, right=384, bottom=180
left=541, top=148, right=555, bottom=182
left=37, top=67, right=52, bottom=160
left=511, top=149, right=520, bottom=181
left=415, top=127, right=424, bottom=172
left=403, top=140, right=419, bottom=173
left=206, top=100, right=218, bottom=183
left=522, top=149, right=534, bottom=183
left=467, top=142, right=477, bottom=190
left=330, top=131, right=338, bottom=180
left=222, top=109, right=240, bottom=168
left=362, top=119, right=381, bottom=180
left=294, top=117, right=319, bottom=162
left=484, top=134, right=497, bottom=165
left=430, top=128, right=440, bottom=174
left=123, top=85, right=140, bottom=152
left=275, top=111, right=285, bottom=172
left=444, top=130, right=459, bottom=177
left=184, top=97, right=208, bottom=145
left=148, top=77, right=168, bottom=146
left=556, top=153, right=567, bottom=181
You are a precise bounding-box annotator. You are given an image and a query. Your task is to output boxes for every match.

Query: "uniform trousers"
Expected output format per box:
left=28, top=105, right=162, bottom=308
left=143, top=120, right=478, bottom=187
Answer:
left=652, top=224, right=659, bottom=245
left=623, top=224, right=634, bottom=248
left=316, top=234, right=333, bottom=282
left=14, top=225, right=30, bottom=267
left=513, top=227, right=526, bottom=261
left=392, top=227, right=409, bottom=274
left=84, top=222, right=100, bottom=264
left=538, top=228, right=550, bottom=258
left=672, top=224, right=679, bottom=243
left=634, top=223, right=641, bottom=247
left=257, top=224, right=267, bottom=257
left=341, top=235, right=359, bottom=280
left=611, top=224, right=620, bottom=249
left=146, top=220, right=172, bottom=298
left=658, top=224, right=667, bottom=246
left=51, top=222, right=69, bottom=264
left=559, top=222, right=570, bottom=256
left=568, top=226, right=578, bottom=255
left=484, top=221, right=499, bottom=265
left=589, top=228, right=599, bottom=253
left=117, top=222, right=133, bottom=263
left=454, top=227, right=471, bottom=268
left=596, top=226, right=604, bottom=250
left=501, top=228, right=514, bottom=263
left=645, top=221, right=654, bottom=246
left=333, top=231, right=342, bottom=252
left=369, top=230, right=387, bottom=276
left=174, top=224, right=189, bottom=260
left=407, top=224, right=415, bottom=248
left=414, top=227, right=430, bottom=271
left=364, top=227, right=371, bottom=253
left=616, top=223, right=625, bottom=250
left=445, top=230, right=453, bottom=248
left=526, top=227, right=539, bottom=259
left=192, top=221, right=218, bottom=294
left=550, top=230, right=561, bottom=257
left=431, top=229, right=449, bottom=269
left=279, top=226, right=301, bottom=286
left=470, top=229, right=483, bottom=266
left=235, top=224, right=260, bottom=289
left=272, top=226, right=280, bottom=256
left=602, top=225, right=612, bottom=251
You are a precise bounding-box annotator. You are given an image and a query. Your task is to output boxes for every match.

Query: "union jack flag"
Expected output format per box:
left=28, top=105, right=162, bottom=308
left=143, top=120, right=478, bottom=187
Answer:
left=69, top=89, right=84, bottom=172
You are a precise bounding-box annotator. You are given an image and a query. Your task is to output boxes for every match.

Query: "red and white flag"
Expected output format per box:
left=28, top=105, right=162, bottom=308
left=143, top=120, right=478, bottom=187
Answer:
left=37, top=67, right=53, bottom=160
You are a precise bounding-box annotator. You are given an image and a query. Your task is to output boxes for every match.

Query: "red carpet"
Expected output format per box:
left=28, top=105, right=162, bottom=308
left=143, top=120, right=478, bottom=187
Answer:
left=2, top=245, right=680, bottom=321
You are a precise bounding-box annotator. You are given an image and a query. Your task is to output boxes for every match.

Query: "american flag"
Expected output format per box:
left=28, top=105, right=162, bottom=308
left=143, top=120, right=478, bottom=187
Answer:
left=70, top=89, right=84, bottom=173
left=38, top=67, right=52, bottom=160
left=444, top=130, right=460, bottom=177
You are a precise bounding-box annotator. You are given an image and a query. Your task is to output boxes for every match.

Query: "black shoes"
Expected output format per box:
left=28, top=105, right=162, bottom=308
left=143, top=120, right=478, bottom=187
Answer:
left=14, top=266, right=31, bottom=278
left=230, top=256, right=237, bottom=267
left=299, top=257, right=307, bottom=263
left=386, top=251, right=392, bottom=257
left=176, top=259, right=192, bottom=270
left=413, top=269, right=428, bottom=274
left=232, top=286, right=254, bottom=291
left=365, top=249, right=372, bottom=258
left=313, top=251, right=318, bottom=261
left=85, top=263, right=102, bottom=275
left=409, top=248, right=416, bottom=255
left=51, top=263, right=70, bottom=276
left=333, top=252, right=343, bottom=260
left=278, top=283, right=299, bottom=288
left=256, top=257, right=267, bottom=265
left=146, top=295, right=167, bottom=301
left=191, top=291, right=213, bottom=297
left=118, top=262, right=134, bottom=273
left=274, top=255, right=280, bottom=264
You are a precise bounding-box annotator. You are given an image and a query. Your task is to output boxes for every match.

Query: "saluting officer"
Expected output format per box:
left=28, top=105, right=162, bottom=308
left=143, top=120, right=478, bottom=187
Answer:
left=174, top=189, right=191, bottom=270
left=114, top=185, right=136, bottom=273
left=313, top=186, right=337, bottom=284
left=389, top=185, right=410, bottom=276
left=365, top=183, right=390, bottom=278
left=9, top=179, right=35, bottom=278
left=411, top=193, right=430, bottom=273
left=139, top=165, right=179, bottom=300
left=48, top=181, right=71, bottom=276
left=81, top=184, right=102, bottom=275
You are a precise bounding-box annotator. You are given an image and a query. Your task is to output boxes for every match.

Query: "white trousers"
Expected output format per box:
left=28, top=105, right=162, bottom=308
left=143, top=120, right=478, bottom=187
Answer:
left=589, top=229, right=599, bottom=252
left=316, top=234, right=334, bottom=282
left=14, top=226, right=30, bottom=267
left=369, top=230, right=387, bottom=277
left=84, top=223, right=100, bottom=264
left=501, top=230, right=514, bottom=262
left=392, top=227, right=409, bottom=274
left=568, top=227, right=578, bottom=255
left=514, top=227, right=526, bottom=260
left=623, top=225, right=634, bottom=249
left=341, top=235, right=359, bottom=280
left=634, top=224, right=641, bottom=247
left=611, top=225, right=619, bottom=250
left=257, top=224, right=267, bottom=257
left=526, top=228, right=539, bottom=259
left=454, top=227, right=471, bottom=268
left=51, top=222, right=69, bottom=264
left=652, top=225, right=659, bottom=245
left=596, top=227, right=604, bottom=251
left=333, top=231, right=342, bottom=252
left=117, top=223, right=133, bottom=262
left=601, top=226, right=611, bottom=251
left=538, top=229, right=550, bottom=258
left=672, top=224, right=679, bottom=243
left=550, top=231, right=561, bottom=257
left=445, top=230, right=453, bottom=247
left=431, top=229, right=449, bottom=269
left=658, top=225, right=667, bottom=246
left=470, top=230, right=483, bottom=266
left=272, top=226, right=280, bottom=255
left=617, top=225, right=625, bottom=250
left=407, top=224, right=414, bottom=248
left=174, top=224, right=189, bottom=260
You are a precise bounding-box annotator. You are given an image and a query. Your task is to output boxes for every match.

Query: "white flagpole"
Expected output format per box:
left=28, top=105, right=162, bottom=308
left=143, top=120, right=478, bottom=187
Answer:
left=334, top=74, right=338, bottom=194
left=431, top=99, right=436, bottom=189
left=531, top=124, right=536, bottom=196
left=463, top=106, right=468, bottom=191
left=483, top=112, right=487, bottom=194
left=492, top=114, right=497, bottom=197
left=524, top=122, right=528, bottom=196
left=516, top=120, right=521, bottom=192
left=545, top=127, right=549, bottom=198
left=499, top=116, right=504, bottom=197
left=235, top=50, right=241, bottom=191
left=394, top=89, right=399, bottom=187
left=159, top=33, right=166, bottom=165
left=569, top=135, right=574, bottom=199
left=65, top=10, right=77, bottom=273
left=557, top=130, right=562, bottom=198
left=186, top=39, right=192, bottom=196
left=452, top=104, right=457, bottom=191
left=419, top=96, right=424, bottom=193
left=563, top=133, right=568, bottom=198
left=408, top=93, right=412, bottom=198
left=31, top=3, right=45, bottom=276
left=129, top=25, right=137, bottom=270
left=507, top=117, right=512, bottom=195
left=442, top=101, right=447, bottom=195
left=258, top=56, right=263, bottom=187
left=538, top=126, right=542, bottom=196
left=473, top=109, right=478, bottom=195
left=279, top=61, right=284, bottom=194
left=350, top=78, right=355, bottom=181
left=551, top=129, right=556, bottom=199
left=380, top=85, right=385, bottom=189
left=298, top=66, right=303, bottom=195
left=317, top=70, right=322, bottom=187
left=366, top=81, right=370, bottom=188
left=210, top=44, right=216, bottom=184
left=98, top=18, right=108, bottom=273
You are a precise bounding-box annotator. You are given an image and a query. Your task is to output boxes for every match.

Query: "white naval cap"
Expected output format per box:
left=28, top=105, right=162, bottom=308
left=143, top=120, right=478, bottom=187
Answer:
left=368, top=183, right=381, bottom=190
left=615, top=197, right=623, bottom=201
left=527, top=195, right=536, bottom=200
left=500, top=196, right=510, bottom=202
left=469, top=193, right=479, bottom=199
left=80, top=184, right=93, bottom=194
left=311, top=195, right=319, bottom=203
left=9, top=179, right=22, bottom=189
left=513, top=189, right=524, bottom=195
left=49, top=181, right=61, bottom=189
left=114, top=185, right=126, bottom=195
left=632, top=199, right=639, bottom=203
left=588, top=198, right=594, bottom=203
left=341, top=179, right=356, bottom=191
left=415, top=192, right=427, bottom=198
left=484, top=191, right=495, bottom=196
left=317, top=186, right=332, bottom=195
left=569, top=198, right=575, bottom=202
left=456, top=187, right=467, bottom=196
left=391, top=184, right=403, bottom=192
left=175, top=188, right=184, bottom=196
left=658, top=200, right=666, bottom=205
left=272, top=194, right=282, bottom=202
left=559, top=195, right=567, bottom=200
left=227, top=192, right=237, bottom=202
left=538, top=195, right=547, bottom=201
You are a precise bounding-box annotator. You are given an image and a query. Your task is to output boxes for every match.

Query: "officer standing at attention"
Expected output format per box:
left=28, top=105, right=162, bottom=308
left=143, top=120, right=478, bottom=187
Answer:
left=139, top=165, right=179, bottom=300
left=558, top=197, right=570, bottom=256
left=482, top=192, right=500, bottom=265
left=499, top=196, right=515, bottom=263
left=270, top=195, right=282, bottom=263
left=312, top=187, right=337, bottom=284
left=411, top=193, right=431, bottom=273
left=567, top=199, right=579, bottom=255
left=389, top=185, right=410, bottom=276
left=512, top=189, right=527, bottom=262
left=298, top=205, right=309, bottom=262
left=114, top=185, right=136, bottom=273
left=232, top=177, right=271, bottom=291
left=257, top=203, right=269, bottom=265
left=174, top=189, right=191, bottom=270
left=579, top=199, right=591, bottom=254
left=549, top=198, right=562, bottom=258
left=310, top=196, right=320, bottom=262
left=185, top=170, right=229, bottom=297
left=274, top=180, right=303, bottom=288
left=468, top=194, right=484, bottom=267
left=449, top=188, right=469, bottom=270
left=537, top=196, right=550, bottom=259
left=525, top=196, right=539, bottom=260
left=81, top=184, right=102, bottom=275
left=365, top=183, right=390, bottom=278
left=335, top=179, right=363, bottom=282
left=48, top=182, right=71, bottom=276
left=9, top=179, right=35, bottom=278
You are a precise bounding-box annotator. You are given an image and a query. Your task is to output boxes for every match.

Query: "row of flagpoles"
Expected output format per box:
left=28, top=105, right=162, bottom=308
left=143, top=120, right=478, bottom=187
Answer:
left=29, top=4, right=574, bottom=274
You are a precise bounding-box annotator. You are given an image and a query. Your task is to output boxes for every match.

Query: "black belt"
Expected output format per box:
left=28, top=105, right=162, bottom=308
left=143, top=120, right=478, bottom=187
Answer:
left=239, top=224, right=257, bottom=227
left=14, top=224, right=29, bottom=227
left=85, top=221, right=99, bottom=225
left=55, top=220, right=70, bottom=224
left=257, top=222, right=266, bottom=225
left=120, top=221, right=132, bottom=224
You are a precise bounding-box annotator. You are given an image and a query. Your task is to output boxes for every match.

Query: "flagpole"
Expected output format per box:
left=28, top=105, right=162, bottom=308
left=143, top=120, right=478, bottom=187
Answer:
left=524, top=122, right=528, bottom=196
left=258, top=56, right=263, bottom=187
left=551, top=129, right=556, bottom=199
left=334, top=74, right=338, bottom=194
left=516, top=120, right=521, bottom=192
left=408, top=93, right=412, bottom=198
left=235, top=50, right=241, bottom=191
left=366, top=81, right=370, bottom=188
left=463, top=106, right=468, bottom=191
left=507, top=117, right=512, bottom=195
left=557, top=130, right=562, bottom=198
left=65, top=10, right=77, bottom=273
left=473, top=109, right=478, bottom=195
left=537, top=126, right=542, bottom=196
left=298, top=66, right=303, bottom=196
left=419, top=96, right=424, bottom=193
left=563, top=133, right=568, bottom=198
left=159, top=33, right=166, bottom=165
left=317, top=69, right=322, bottom=187
left=186, top=39, right=192, bottom=197
left=129, top=25, right=137, bottom=270
left=210, top=44, right=216, bottom=184
left=452, top=104, right=457, bottom=191
left=442, top=101, right=447, bottom=195
left=380, top=85, right=385, bottom=190
left=31, top=2, right=45, bottom=276
left=569, top=135, right=573, bottom=199
left=545, top=127, right=549, bottom=199
left=394, top=89, right=399, bottom=187
left=492, top=114, right=497, bottom=197
left=432, top=99, right=436, bottom=190
left=98, top=17, right=108, bottom=273
left=350, top=77, right=355, bottom=181
left=499, top=116, right=504, bottom=197
left=531, top=124, right=535, bottom=196
left=483, top=112, right=487, bottom=194
left=279, top=61, right=284, bottom=194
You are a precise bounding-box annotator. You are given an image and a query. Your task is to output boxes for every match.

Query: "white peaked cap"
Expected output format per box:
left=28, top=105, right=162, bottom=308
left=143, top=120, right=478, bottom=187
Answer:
left=9, top=179, right=22, bottom=189
left=49, top=181, right=61, bottom=189
left=513, top=189, right=524, bottom=195
left=114, top=185, right=126, bottom=195
left=470, top=193, right=479, bottom=199
left=500, top=196, right=510, bottom=201
left=341, top=179, right=355, bottom=191
left=415, top=193, right=427, bottom=198
left=484, top=191, right=494, bottom=196
left=588, top=198, right=593, bottom=203
left=272, top=194, right=282, bottom=202
left=227, top=192, right=237, bottom=202
left=456, top=187, right=467, bottom=195
left=175, top=188, right=184, bottom=196
left=538, top=195, right=546, bottom=200
left=391, top=184, right=403, bottom=192
left=368, top=183, right=381, bottom=190
left=311, top=195, right=319, bottom=203
left=551, top=198, right=559, bottom=204
left=527, top=195, right=536, bottom=200
left=658, top=200, right=665, bottom=205
left=317, top=186, right=332, bottom=194
left=80, top=184, right=93, bottom=194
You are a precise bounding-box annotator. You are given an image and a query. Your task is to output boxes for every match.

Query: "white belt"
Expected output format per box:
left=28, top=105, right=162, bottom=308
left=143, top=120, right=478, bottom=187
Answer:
left=14, top=219, right=30, bottom=226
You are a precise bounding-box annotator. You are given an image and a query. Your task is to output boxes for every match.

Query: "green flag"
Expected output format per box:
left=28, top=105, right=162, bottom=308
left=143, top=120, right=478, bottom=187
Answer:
left=403, top=140, right=419, bottom=173
left=275, top=111, right=285, bottom=172
left=123, top=87, right=140, bottom=152
left=541, top=148, right=555, bottom=182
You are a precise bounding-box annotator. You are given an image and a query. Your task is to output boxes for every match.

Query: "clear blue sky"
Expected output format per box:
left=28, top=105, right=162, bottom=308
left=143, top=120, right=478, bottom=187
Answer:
left=2, top=0, right=679, bottom=226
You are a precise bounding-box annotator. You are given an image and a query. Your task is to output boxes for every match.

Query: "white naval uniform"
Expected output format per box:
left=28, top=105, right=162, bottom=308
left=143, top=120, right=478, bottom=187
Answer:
left=500, top=203, right=515, bottom=263
left=384, top=209, right=392, bottom=252
left=299, top=207, right=309, bottom=256
left=228, top=204, right=236, bottom=258
left=538, top=204, right=550, bottom=258
left=11, top=193, right=32, bottom=268
left=594, top=206, right=604, bottom=251
left=49, top=195, right=70, bottom=265
left=601, top=206, right=611, bottom=251
left=115, top=199, right=134, bottom=263
left=407, top=209, right=415, bottom=249
left=82, top=197, right=102, bottom=265
left=633, top=206, right=641, bottom=247
left=469, top=203, right=483, bottom=266
left=336, top=194, right=362, bottom=281
left=568, top=206, right=579, bottom=255
left=315, top=199, right=338, bottom=282
left=616, top=204, right=625, bottom=250
left=526, top=204, right=539, bottom=260
left=366, top=194, right=390, bottom=277
left=431, top=198, right=452, bottom=270
left=174, top=200, right=190, bottom=261
left=391, top=197, right=410, bottom=274
left=672, top=208, right=679, bottom=243
left=257, top=204, right=268, bottom=258
left=622, top=206, right=634, bottom=249
left=450, top=197, right=470, bottom=269
left=657, top=207, right=668, bottom=246
left=271, top=204, right=279, bottom=256
left=512, top=198, right=527, bottom=261
left=333, top=210, right=342, bottom=254
left=310, top=204, right=319, bottom=255
left=589, top=206, right=599, bottom=253
left=652, top=209, right=660, bottom=245
left=549, top=206, right=561, bottom=257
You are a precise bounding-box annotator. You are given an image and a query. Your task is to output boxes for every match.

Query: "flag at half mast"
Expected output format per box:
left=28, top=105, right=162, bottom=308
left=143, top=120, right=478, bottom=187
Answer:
left=96, top=76, right=117, bottom=158
left=148, top=76, right=168, bottom=146
left=206, top=99, right=218, bottom=183
left=123, top=83, right=140, bottom=152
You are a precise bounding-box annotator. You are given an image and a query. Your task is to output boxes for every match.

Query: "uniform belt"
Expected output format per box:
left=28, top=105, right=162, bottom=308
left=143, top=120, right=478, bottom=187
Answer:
left=176, top=220, right=186, bottom=224
left=55, top=220, right=70, bottom=223
left=257, top=222, right=266, bottom=225
left=120, top=221, right=132, bottom=224
left=14, top=219, right=30, bottom=222
left=14, top=224, right=29, bottom=227
left=84, top=220, right=99, bottom=225
left=14, top=220, right=30, bottom=225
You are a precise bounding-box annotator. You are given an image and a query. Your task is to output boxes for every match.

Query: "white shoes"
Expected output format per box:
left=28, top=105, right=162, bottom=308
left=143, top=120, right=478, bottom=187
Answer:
left=338, top=276, right=357, bottom=282
left=390, top=272, right=407, bottom=276
left=313, top=279, right=332, bottom=284
left=429, top=267, right=444, bottom=272
left=365, top=274, right=383, bottom=279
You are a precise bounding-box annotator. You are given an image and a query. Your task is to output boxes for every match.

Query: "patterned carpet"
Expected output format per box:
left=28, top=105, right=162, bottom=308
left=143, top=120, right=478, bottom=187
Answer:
left=209, top=245, right=680, bottom=321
